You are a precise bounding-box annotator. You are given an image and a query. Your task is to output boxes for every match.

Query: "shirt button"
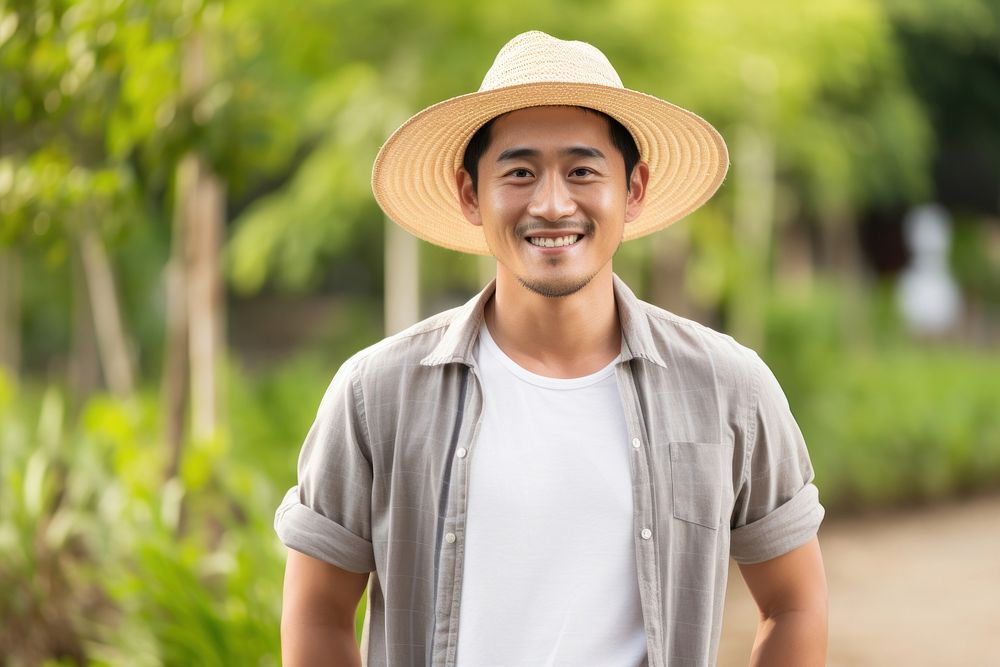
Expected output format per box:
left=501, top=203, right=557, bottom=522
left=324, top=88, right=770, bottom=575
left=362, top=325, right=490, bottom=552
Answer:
left=631, top=437, right=641, bottom=449
left=445, top=532, right=457, bottom=544
left=640, top=528, right=652, bottom=540
left=456, top=447, right=467, bottom=459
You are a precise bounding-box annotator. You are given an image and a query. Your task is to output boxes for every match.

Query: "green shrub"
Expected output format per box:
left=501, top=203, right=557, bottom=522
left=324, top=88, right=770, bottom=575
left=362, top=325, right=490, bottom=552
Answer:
left=762, top=279, right=1000, bottom=511
left=0, top=372, right=285, bottom=666
left=2, top=284, right=998, bottom=663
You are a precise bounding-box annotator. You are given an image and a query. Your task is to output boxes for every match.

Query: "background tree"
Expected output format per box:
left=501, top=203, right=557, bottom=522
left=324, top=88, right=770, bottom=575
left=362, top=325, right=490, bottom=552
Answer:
left=1, top=0, right=998, bottom=662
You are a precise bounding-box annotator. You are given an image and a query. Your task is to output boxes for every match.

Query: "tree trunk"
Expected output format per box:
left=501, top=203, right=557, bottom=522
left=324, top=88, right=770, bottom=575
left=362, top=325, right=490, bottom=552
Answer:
left=384, top=217, right=420, bottom=335
left=817, top=209, right=862, bottom=277
left=0, top=248, right=21, bottom=378
left=818, top=209, right=866, bottom=348
left=69, top=246, right=100, bottom=413
left=186, top=154, right=226, bottom=442
left=650, top=223, right=707, bottom=321
left=729, top=123, right=776, bottom=349
left=162, top=155, right=192, bottom=479
left=162, top=29, right=227, bottom=484
left=78, top=224, right=135, bottom=398
left=170, top=30, right=227, bottom=445
left=773, top=220, right=814, bottom=295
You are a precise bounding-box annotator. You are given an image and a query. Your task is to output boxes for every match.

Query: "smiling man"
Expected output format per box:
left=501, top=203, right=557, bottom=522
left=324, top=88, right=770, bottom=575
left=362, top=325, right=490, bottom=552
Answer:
left=276, top=31, right=827, bottom=667
left=458, top=106, right=646, bottom=305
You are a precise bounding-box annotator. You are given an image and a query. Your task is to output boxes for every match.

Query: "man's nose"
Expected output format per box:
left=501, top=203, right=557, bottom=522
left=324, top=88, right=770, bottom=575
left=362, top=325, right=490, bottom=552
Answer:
left=526, top=174, right=577, bottom=221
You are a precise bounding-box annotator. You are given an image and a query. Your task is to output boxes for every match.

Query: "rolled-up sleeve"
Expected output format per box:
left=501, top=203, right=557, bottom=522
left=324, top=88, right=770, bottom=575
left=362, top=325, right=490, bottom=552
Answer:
left=730, top=352, right=825, bottom=564
left=274, top=355, right=376, bottom=573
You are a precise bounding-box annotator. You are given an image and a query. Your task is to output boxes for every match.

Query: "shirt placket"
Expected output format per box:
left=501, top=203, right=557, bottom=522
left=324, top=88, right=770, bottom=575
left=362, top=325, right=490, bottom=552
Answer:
left=616, top=361, right=666, bottom=667
left=431, top=365, right=484, bottom=667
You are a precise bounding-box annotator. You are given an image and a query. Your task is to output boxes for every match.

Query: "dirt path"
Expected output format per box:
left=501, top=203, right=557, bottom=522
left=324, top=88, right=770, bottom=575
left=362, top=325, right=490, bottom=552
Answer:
left=717, top=493, right=1000, bottom=666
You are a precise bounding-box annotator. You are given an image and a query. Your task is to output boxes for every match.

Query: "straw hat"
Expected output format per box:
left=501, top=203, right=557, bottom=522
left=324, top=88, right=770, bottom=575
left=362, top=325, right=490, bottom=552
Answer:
left=371, top=30, right=729, bottom=255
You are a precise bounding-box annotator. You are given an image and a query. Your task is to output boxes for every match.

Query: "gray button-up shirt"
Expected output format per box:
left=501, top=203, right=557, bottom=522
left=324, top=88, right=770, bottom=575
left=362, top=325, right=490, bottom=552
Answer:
left=275, top=275, right=824, bottom=666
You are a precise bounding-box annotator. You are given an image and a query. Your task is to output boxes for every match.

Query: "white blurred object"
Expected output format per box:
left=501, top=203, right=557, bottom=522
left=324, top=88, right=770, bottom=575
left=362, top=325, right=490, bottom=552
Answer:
left=897, top=204, right=962, bottom=335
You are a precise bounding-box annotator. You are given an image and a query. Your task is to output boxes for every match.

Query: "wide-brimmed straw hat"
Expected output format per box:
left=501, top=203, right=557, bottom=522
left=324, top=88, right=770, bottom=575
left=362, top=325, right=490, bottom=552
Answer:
left=371, top=30, right=729, bottom=255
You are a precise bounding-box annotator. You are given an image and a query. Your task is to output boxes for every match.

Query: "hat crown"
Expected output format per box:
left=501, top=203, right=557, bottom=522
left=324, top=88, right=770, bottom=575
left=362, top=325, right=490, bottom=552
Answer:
left=479, top=31, right=624, bottom=92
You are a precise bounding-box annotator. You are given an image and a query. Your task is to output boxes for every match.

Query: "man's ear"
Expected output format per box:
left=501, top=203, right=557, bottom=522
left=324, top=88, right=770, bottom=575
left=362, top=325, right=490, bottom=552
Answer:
left=624, top=161, right=650, bottom=224
left=456, top=168, right=482, bottom=226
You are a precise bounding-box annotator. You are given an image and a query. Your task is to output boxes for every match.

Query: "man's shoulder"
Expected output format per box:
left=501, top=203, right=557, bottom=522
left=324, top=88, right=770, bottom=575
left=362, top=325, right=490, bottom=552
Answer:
left=628, top=299, right=781, bottom=430
left=339, top=302, right=472, bottom=377
left=633, top=298, right=760, bottom=371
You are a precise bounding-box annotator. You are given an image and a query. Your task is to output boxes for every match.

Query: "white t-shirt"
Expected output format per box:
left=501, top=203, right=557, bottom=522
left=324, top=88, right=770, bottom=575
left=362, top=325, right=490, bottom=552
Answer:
left=455, top=323, right=647, bottom=666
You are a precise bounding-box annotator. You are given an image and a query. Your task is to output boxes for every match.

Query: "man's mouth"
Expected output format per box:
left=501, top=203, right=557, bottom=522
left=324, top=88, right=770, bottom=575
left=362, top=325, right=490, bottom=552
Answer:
left=526, top=234, right=582, bottom=248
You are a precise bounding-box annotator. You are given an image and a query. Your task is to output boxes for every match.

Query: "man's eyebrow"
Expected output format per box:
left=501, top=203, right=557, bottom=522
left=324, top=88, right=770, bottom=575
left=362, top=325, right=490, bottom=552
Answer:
left=495, top=146, right=607, bottom=162
left=561, top=146, right=606, bottom=160
left=496, top=147, right=539, bottom=162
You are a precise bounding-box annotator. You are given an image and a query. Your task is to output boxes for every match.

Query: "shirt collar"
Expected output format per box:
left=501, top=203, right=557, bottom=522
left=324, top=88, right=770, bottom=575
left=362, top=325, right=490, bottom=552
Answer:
left=419, top=281, right=495, bottom=367
left=420, top=274, right=668, bottom=369
left=612, top=274, right=668, bottom=368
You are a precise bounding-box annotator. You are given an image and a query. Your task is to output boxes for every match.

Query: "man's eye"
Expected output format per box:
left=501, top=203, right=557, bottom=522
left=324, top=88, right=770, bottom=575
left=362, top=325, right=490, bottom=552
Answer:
left=508, top=168, right=532, bottom=178
left=570, top=168, right=594, bottom=177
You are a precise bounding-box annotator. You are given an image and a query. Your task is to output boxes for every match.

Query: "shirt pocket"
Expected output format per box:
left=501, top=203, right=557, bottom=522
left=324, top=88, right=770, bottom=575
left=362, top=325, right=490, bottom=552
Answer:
left=669, top=441, right=733, bottom=530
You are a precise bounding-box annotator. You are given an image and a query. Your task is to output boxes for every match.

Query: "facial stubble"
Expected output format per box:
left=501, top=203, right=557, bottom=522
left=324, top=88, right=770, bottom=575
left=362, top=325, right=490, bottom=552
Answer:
left=512, top=221, right=625, bottom=299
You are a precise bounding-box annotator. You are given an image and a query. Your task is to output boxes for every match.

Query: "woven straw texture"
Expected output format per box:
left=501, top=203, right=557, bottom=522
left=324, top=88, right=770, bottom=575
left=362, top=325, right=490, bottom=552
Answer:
left=371, top=31, right=729, bottom=255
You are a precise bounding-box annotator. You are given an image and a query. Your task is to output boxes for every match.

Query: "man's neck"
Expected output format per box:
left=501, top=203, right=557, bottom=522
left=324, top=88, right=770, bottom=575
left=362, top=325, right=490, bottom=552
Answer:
left=485, top=265, right=621, bottom=378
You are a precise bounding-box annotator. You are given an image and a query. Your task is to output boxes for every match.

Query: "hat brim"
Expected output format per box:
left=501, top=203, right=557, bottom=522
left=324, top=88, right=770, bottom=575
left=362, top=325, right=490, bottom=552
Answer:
left=371, top=82, right=729, bottom=255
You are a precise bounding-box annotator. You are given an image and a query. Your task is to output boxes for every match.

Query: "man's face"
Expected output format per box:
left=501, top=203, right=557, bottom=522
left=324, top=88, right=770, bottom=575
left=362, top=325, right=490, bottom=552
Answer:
left=457, top=106, right=648, bottom=298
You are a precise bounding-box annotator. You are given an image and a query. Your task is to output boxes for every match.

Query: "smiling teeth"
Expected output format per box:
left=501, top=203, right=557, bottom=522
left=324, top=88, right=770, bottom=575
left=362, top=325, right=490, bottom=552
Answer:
left=528, top=235, right=581, bottom=248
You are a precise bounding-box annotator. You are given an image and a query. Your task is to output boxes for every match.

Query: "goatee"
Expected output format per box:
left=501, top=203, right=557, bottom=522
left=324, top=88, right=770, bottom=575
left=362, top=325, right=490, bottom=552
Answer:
left=517, top=271, right=598, bottom=298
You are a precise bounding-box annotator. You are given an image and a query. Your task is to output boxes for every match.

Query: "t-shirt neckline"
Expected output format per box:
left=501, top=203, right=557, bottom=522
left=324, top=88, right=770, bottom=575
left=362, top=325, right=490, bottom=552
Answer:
left=478, top=322, right=621, bottom=390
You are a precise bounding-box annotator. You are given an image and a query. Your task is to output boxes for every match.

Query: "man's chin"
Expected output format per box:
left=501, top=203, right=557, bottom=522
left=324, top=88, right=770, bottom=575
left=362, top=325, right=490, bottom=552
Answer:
left=516, top=272, right=596, bottom=298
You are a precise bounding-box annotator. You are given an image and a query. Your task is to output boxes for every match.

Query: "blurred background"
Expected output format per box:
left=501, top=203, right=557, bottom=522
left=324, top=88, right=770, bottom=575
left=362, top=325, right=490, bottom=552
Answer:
left=1, top=0, right=999, bottom=664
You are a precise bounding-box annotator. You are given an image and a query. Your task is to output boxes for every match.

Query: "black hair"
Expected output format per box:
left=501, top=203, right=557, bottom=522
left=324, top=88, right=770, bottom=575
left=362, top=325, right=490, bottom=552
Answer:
left=461, top=107, right=640, bottom=192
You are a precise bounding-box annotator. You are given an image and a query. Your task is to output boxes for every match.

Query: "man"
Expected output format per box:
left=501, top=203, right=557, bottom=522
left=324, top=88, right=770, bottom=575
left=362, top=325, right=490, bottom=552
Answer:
left=276, top=31, right=827, bottom=666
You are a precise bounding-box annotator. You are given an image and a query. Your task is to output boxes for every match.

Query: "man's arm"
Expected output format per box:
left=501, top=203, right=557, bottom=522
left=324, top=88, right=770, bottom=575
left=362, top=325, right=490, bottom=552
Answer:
left=738, top=536, right=828, bottom=667
left=281, top=548, right=369, bottom=667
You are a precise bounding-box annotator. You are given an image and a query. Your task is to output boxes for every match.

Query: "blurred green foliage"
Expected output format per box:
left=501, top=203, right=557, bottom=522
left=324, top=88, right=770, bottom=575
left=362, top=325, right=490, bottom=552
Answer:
left=0, top=0, right=939, bottom=298
left=0, top=367, right=286, bottom=665
left=3, top=283, right=1000, bottom=662
left=2, top=0, right=1000, bottom=662
left=762, top=282, right=1000, bottom=510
